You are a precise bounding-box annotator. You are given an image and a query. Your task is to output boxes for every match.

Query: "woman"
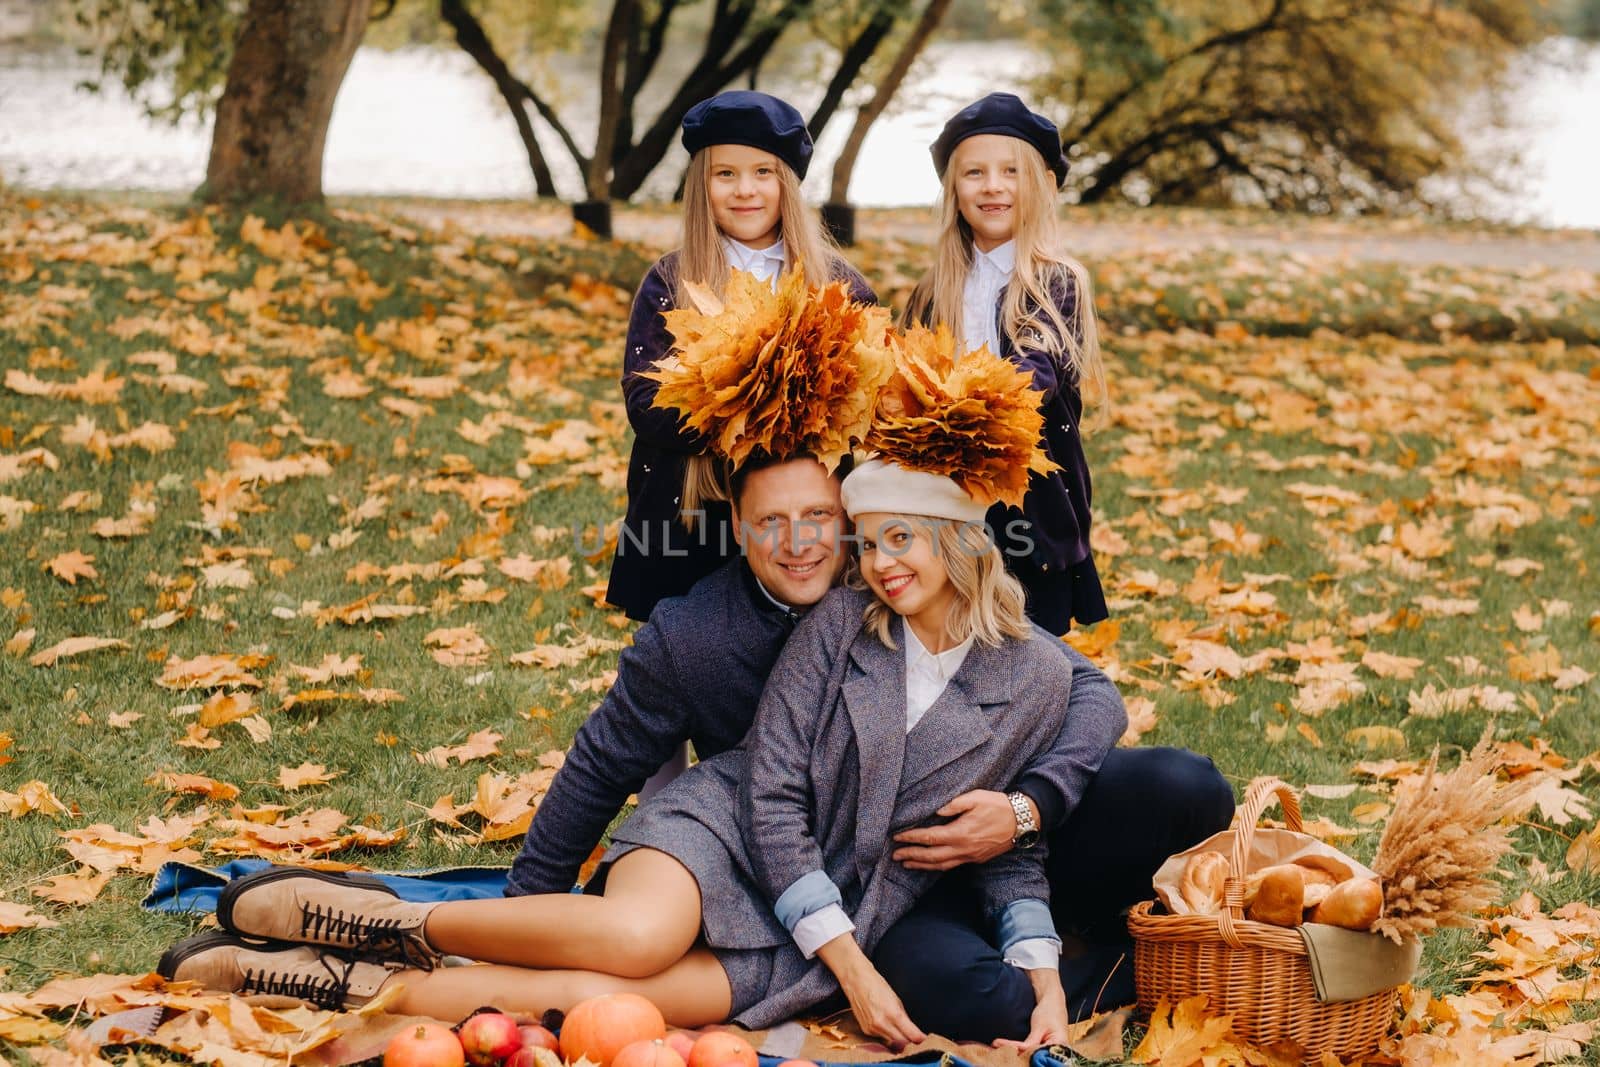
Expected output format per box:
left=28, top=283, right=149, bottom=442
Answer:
left=157, top=291, right=1072, bottom=1048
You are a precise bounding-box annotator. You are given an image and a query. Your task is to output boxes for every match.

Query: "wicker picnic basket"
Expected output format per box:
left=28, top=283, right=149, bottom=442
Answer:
left=1126, top=776, right=1399, bottom=1064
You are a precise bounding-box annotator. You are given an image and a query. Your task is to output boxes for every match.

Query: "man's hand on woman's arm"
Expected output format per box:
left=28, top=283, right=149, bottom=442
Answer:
left=891, top=789, right=1039, bottom=870
left=815, top=935, right=927, bottom=1051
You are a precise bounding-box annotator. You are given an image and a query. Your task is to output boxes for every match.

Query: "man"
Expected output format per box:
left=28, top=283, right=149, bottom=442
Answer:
left=507, top=452, right=1234, bottom=1041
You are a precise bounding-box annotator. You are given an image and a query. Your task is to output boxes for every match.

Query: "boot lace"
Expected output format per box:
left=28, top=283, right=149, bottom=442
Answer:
left=240, top=953, right=361, bottom=1011
left=300, top=900, right=438, bottom=970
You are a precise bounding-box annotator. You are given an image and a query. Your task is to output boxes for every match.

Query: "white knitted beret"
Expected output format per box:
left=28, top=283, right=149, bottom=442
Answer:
left=839, top=457, right=989, bottom=524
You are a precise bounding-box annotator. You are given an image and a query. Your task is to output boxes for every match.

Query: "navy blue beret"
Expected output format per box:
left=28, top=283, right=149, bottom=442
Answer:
left=681, top=91, right=813, bottom=180
left=931, top=92, right=1068, bottom=188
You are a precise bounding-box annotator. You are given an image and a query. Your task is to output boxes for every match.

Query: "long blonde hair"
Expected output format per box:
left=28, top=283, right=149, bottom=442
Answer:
left=673, top=149, right=843, bottom=306
left=905, top=138, right=1106, bottom=409
left=849, top=517, right=1032, bottom=650
left=675, top=147, right=846, bottom=521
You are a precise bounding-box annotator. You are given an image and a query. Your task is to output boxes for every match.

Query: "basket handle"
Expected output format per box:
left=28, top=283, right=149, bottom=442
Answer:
left=1217, top=776, right=1303, bottom=949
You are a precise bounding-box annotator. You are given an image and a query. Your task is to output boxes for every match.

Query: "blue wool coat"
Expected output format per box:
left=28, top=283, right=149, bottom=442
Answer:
left=605, top=585, right=1076, bottom=1026
left=605, top=252, right=879, bottom=621
left=503, top=560, right=1128, bottom=897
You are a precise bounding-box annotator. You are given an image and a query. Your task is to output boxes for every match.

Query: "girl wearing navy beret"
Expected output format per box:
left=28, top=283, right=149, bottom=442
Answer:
left=607, top=90, right=877, bottom=622
left=907, top=92, right=1108, bottom=636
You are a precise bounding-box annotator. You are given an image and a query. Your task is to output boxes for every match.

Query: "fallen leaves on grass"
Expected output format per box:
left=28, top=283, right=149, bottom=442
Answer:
left=29, top=868, right=114, bottom=907
left=28, top=635, right=128, bottom=667
left=0, top=780, right=70, bottom=818
left=276, top=763, right=340, bottom=791
left=422, top=753, right=565, bottom=843
left=415, top=728, right=502, bottom=767
left=0, top=900, right=60, bottom=935
left=44, top=550, right=98, bottom=585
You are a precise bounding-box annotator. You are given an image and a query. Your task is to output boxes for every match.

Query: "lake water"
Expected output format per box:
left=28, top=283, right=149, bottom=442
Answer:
left=0, top=37, right=1596, bottom=229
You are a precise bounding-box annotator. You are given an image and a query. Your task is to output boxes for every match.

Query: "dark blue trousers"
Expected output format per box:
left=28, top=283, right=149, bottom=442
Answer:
left=871, top=747, right=1234, bottom=1041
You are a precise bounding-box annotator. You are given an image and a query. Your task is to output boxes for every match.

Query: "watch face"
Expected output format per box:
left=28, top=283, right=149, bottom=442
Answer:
left=1015, top=830, right=1041, bottom=850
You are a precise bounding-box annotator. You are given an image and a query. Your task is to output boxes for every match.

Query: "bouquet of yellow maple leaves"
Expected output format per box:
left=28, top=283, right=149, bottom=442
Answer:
left=646, top=270, right=894, bottom=472
left=866, top=323, right=1053, bottom=510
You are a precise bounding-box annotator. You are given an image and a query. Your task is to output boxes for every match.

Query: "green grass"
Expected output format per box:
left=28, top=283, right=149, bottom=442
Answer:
left=0, top=190, right=1597, bottom=1064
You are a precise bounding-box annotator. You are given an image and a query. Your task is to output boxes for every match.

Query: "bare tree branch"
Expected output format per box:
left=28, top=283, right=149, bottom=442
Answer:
left=438, top=0, right=557, bottom=197
left=828, top=0, right=953, bottom=202
left=438, top=0, right=587, bottom=181
left=807, top=2, right=898, bottom=139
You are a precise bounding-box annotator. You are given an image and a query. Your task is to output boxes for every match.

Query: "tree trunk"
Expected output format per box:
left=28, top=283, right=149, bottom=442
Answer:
left=206, top=0, right=373, bottom=203
left=589, top=0, right=637, bottom=200
left=827, top=0, right=953, bottom=204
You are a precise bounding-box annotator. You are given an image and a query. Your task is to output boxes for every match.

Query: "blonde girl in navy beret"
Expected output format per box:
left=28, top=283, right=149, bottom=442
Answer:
left=608, top=90, right=877, bottom=623
left=909, top=92, right=1108, bottom=636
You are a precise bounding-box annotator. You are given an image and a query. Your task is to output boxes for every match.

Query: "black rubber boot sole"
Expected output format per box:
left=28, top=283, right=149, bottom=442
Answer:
left=216, top=866, right=398, bottom=939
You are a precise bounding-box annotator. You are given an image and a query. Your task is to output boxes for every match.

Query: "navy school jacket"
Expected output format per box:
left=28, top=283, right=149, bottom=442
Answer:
left=605, top=251, right=878, bottom=621
left=912, top=268, right=1106, bottom=634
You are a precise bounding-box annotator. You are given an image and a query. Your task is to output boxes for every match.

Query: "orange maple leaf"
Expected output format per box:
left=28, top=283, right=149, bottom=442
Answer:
left=30, top=868, right=115, bottom=907
left=44, top=550, right=98, bottom=585
left=276, top=763, right=341, bottom=791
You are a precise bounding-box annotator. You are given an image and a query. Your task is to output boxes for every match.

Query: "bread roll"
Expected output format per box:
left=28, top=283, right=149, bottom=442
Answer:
left=1309, top=877, right=1382, bottom=931
left=1180, top=851, right=1229, bottom=914
left=1294, top=863, right=1339, bottom=909
left=1246, top=864, right=1305, bottom=927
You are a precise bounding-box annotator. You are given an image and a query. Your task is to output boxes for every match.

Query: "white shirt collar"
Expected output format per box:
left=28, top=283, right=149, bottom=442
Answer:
left=752, top=573, right=801, bottom=619
left=723, top=236, right=787, bottom=277
left=903, top=621, right=976, bottom=681
left=973, top=239, right=1016, bottom=277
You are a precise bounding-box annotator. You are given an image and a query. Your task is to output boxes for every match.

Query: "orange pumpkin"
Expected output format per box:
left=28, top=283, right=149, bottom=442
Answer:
left=612, top=1040, right=686, bottom=1067
left=385, top=1024, right=466, bottom=1067
left=560, top=994, right=667, bottom=1067
left=686, top=1032, right=758, bottom=1067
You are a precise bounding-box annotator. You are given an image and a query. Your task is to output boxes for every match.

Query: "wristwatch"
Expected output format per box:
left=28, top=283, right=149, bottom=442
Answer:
left=1007, top=791, right=1041, bottom=849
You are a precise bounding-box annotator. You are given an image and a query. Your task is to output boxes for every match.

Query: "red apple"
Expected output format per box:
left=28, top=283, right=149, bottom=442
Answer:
left=506, top=1047, right=556, bottom=1067
left=459, top=1012, right=523, bottom=1067
left=518, top=1026, right=560, bottom=1055
left=385, top=1024, right=466, bottom=1067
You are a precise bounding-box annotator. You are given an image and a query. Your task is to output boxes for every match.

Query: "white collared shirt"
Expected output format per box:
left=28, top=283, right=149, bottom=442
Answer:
left=960, top=239, right=1016, bottom=356
left=903, top=623, right=975, bottom=731
left=723, top=236, right=787, bottom=289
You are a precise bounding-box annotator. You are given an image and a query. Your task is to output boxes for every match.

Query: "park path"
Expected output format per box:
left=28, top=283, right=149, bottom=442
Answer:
left=391, top=200, right=1600, bottom=272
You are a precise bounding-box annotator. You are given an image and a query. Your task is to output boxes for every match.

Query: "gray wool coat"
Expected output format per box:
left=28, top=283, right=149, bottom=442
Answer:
left=605, top=584, right=1074, bottom=1027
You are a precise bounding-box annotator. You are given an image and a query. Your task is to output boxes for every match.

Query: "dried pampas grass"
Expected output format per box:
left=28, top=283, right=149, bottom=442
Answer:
left=865, top=323, right=1053, bottom=510
left=646, top=271, right=893, bottom=471
left=1371, top=730, right=1535, bottom=944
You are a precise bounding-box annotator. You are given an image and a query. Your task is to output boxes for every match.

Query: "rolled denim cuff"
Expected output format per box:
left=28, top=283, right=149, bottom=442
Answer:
left=774, top=869, right=843, bottom=933
left=997, top=898, right=1058, bottom=955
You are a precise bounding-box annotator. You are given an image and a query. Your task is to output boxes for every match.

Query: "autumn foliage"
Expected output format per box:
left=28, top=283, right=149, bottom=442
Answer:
left=0, top=192, right=1595, bottom=1066
left=863, top=322, right=1051, bottom=509
left=647, top=270, right=894, bottom=472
